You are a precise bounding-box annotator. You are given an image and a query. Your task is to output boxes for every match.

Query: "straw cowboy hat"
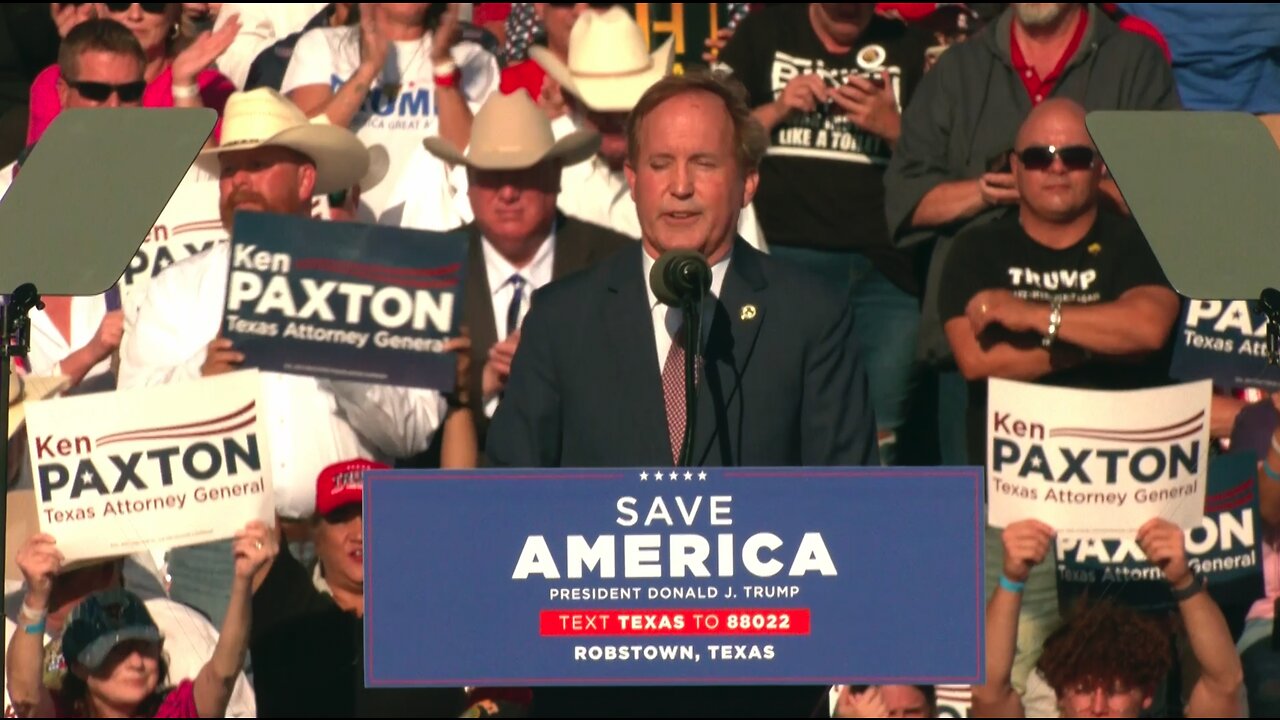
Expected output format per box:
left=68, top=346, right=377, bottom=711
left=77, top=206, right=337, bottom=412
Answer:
left=8, top=368, right=67, bottom=440
left=422, top=90, right=599, bottom=170
left=198, top=88, right=370, bottom=194
left=529, top=7, right=675, bottom=113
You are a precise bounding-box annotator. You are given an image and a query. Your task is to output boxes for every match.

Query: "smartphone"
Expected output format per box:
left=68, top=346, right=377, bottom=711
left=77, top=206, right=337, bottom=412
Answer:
left=986, top=149, right=1012, bottom=174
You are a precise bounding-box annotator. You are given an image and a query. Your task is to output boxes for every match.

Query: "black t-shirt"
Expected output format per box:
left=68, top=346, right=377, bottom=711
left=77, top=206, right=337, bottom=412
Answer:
left=251, top=547, right=469, bottom=718
left=938, top=210, right=1174, bottom=461
left=717, top=5, right=930, bottom=292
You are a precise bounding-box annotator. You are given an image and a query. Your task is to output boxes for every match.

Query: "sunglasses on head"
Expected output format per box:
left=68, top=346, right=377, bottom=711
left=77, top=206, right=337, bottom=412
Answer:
left=1016, top=144, right=1096, bottom=171
left=102, top=3, right=168, bottom=14
left=67, top=79, right=146, bottom=102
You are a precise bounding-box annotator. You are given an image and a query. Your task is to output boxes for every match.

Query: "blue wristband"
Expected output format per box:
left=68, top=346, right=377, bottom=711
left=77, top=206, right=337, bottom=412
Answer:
left=999, top=575, right=1026, bottom=594
left=22, top=618, right=45, bottom=635
left=1264, top=461, right=1280, bottom=484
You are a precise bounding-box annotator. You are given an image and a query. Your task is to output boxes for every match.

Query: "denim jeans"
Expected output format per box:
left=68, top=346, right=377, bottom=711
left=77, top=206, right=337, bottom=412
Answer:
left=767, top=247, right=921, bottom=465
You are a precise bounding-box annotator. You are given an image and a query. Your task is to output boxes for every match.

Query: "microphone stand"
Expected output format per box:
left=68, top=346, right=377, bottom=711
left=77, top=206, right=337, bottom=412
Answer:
left=1, top=283, right=43, bottom=582
left=678, top=284, right=705, bottom=468
left=1261, top=288, right=1280, bottom=366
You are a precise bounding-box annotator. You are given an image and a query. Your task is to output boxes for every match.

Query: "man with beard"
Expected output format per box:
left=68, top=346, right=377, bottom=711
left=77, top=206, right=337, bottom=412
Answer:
left=119, top=88, right=457, bottom=627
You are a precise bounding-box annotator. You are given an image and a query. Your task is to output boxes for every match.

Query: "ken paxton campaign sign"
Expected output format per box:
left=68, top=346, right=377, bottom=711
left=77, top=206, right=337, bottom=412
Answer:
left=364, top=467, right=985, bottom=686
left=987, top=379, right=1212, bottom=537
left=223, top=212, right=466, bottom=390
left=1169, top=299, right=1280, bottom=391
left=23, top=371, right=274, bottom=563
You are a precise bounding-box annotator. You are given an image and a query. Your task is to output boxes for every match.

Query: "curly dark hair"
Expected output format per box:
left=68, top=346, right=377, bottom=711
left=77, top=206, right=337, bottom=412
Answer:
left=1037, top=597, right=1173, bottom=695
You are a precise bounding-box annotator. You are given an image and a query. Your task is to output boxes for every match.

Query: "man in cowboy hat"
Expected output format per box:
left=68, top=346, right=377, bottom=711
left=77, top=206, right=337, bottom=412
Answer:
left=419, top=90, right=629, bottom=455
left=524, top=6, right=768, bottom=250
left=118, top=88, right=457, bottom=626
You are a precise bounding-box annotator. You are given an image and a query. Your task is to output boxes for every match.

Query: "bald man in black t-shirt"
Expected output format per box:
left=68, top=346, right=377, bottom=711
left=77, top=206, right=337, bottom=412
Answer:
left=938, top=98, right=1180, bottom=465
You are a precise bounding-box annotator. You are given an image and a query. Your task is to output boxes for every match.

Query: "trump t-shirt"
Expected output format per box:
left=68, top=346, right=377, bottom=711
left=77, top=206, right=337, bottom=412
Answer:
left=281, top=25, right=498, bottom=222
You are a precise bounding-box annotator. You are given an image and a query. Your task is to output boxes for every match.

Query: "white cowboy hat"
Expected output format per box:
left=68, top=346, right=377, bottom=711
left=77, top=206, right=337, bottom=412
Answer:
left=422, top=90, right=599, bottom=170
left=8, top=369, right=67, bottom=440
left=198, top=88, right=370, bottom=195
left=529, top=7, right=675, bottom=113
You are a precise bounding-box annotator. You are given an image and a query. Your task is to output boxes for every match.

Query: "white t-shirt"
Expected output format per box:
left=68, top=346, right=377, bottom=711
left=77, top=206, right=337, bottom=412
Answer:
left=213, top=2, right=330, bottom=89
left=281, top=25, right=499, bottom=222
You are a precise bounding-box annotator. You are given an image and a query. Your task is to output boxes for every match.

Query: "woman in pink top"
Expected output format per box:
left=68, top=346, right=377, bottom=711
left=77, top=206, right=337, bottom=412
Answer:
left=27, top=3, right=241, bottom=145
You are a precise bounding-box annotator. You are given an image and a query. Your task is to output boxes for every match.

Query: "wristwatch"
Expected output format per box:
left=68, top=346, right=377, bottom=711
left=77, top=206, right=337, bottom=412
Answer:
left=1170, top=572, right=1207, bottom=602
left=1042, top=297, right=1063, bottom=349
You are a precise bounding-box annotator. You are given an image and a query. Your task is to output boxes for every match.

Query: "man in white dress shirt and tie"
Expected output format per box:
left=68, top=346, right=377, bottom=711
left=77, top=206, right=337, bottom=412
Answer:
left=118, top=88, right=453, bottom=625
left=418, top=89, right=630, bottom=458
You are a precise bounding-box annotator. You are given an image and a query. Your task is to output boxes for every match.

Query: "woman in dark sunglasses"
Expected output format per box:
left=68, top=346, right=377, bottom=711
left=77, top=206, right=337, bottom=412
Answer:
left=27, top=3, right=240, bottom=146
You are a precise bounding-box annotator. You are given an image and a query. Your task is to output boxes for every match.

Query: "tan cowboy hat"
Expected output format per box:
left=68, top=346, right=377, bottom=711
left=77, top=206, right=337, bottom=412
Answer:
left=421, top=90, right=599, bottom=170
left=198, top=88, right=370, bottom=194
left=8, top=368, right=67, bottom=440
left=529, top=7, right=675, bottom=113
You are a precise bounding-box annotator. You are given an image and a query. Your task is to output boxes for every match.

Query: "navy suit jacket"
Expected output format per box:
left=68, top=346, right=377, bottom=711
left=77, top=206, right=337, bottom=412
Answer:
left=486, top=239, right=878, bottom=716
left=487, top=238, right=879, bottom=469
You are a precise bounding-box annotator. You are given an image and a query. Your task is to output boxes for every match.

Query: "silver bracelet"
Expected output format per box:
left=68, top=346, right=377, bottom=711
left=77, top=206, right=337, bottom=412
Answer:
left=1042, top=298, right=1063, bottom=349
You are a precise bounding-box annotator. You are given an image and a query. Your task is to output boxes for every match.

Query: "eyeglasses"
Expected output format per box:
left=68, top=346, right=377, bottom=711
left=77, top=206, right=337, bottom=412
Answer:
left=1016, top=144, right=1096, bottom=171
left=67, top=79, right=147, bottom=102
left=102, top=3, right=168, bottom=14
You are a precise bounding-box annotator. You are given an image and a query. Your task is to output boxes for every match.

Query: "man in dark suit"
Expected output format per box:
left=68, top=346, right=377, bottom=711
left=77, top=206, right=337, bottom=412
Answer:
left=487, top=70, right=879, bottom=717
left=422, top=89, right=632, bottom=455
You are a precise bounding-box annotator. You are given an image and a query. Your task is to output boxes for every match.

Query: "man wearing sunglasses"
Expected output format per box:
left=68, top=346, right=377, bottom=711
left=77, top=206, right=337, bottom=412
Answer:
left=938, top=98, right=1179, bottom=463
left=56, top=16, right=146, bottom=109
left=943, top=95, right=1182, bottom=457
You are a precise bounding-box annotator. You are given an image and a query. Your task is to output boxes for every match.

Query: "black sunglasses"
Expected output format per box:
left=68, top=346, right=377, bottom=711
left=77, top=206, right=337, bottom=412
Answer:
left=1016, top=145, right=1096, bottom=171
left=67, top=79, right=146, bottom=102
left=103, top=3, right=168, bottom=14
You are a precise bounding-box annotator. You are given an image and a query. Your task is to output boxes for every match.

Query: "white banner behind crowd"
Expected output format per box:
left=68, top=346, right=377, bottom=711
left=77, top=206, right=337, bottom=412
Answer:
left=24, top=370, right=274, bottom=563
left=987, top=379, right=1212, bottom=538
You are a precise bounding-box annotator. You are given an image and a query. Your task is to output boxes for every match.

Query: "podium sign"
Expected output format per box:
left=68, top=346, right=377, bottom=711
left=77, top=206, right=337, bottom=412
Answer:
left=364, top=467, right=984, bottom=687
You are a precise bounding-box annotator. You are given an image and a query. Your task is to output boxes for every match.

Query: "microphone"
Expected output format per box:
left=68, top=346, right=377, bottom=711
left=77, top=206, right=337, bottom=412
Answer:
left=649, top=250, right=711, bottom=308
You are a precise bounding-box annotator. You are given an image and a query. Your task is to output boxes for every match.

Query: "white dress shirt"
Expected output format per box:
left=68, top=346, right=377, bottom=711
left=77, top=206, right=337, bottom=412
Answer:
left=641, top=250, right=730, bottom=373
left=481, top=231, right=556, bottom=417
left=118, top=241, right=448, bottom=519
left=26, top=296, right=112, bottom=386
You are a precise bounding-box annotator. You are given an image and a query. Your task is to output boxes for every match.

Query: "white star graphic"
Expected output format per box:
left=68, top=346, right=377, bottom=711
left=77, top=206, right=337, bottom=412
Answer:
left=654, top=471, right=664, bottom=481
left=684, top=471, right=693, bottom=481
left=639, top=471, right=649, bottom=481
left=79, top=469, right=96, bottom=485
left=698, top=471, right=708, bottom=481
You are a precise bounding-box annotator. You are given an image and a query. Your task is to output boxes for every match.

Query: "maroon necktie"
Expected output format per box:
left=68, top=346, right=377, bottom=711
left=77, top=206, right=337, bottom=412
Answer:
left=661, top=321, right=689, bottom=463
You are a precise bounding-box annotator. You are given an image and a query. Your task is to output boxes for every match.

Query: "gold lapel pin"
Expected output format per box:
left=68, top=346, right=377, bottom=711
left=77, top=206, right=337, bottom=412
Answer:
left=740, top=304, right=758, bottom=321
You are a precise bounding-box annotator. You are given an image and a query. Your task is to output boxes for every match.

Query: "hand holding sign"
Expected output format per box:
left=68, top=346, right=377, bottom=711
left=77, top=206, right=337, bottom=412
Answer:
left=231, top=520, right=277, bottom=584
left=1136, top=517, right=1192, bottom=589
left=1001, top=519, right=1055, bottom=584
left=202, top=337, right=245, bottom=377
left=15, top=533, right=64, bottom=606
